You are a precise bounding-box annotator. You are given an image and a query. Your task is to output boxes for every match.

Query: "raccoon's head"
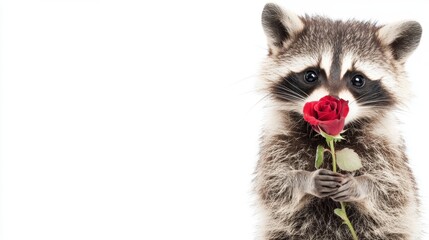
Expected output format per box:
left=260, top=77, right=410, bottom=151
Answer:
left=260, top=3, right=422, bottom=124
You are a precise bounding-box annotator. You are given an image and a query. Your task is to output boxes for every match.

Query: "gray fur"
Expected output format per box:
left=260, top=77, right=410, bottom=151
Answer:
left=255, top=4, right=422, bottom=240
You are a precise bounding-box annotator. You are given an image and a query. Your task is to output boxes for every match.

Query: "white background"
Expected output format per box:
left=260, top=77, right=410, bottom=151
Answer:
left=0, top=0, right=427, bottom=239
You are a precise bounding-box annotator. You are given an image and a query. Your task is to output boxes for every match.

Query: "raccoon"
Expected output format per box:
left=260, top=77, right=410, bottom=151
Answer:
left=254, top=3, right=422, bottom=240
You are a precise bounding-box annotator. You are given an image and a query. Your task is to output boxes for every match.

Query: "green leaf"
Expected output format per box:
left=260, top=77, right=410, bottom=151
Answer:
left=319, top=128, right=333, bottom=142
left=333, top=135, right=345, bottom=143
left=319, top=128, right=344, bottom=143
left=334, top=208, right=347, bottom=221
left=336, top=148, right=362, bottom=172
left=315, top=145, right=325, bottom=169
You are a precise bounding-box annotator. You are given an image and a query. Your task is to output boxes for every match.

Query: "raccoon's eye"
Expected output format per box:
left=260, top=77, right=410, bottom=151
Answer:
left=351, top=75, right=365, bottom=88
left=304, top=70, right=318, bottom=83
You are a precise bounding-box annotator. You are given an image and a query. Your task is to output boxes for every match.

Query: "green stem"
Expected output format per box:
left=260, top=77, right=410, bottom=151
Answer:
left=329, top=139, right=358, bottom=240
left=329, top=139, right=337, bottom=173
left=341, top=202, right=358, bottom=240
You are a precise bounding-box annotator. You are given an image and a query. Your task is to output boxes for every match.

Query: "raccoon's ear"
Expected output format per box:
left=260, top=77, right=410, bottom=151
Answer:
left=261, top=3, right=304, bottom=55
left=377, top=21, right=422, bottom=62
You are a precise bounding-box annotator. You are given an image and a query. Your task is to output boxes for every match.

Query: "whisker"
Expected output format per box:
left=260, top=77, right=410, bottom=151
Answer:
left=249, top=93, right=272, bottom=111
left=270, top=71, right=309, bottom=98
left=272, top=85, right=306, bottom=99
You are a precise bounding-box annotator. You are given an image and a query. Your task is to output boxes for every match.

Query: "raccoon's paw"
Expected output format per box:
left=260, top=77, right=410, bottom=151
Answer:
left=307, top=169, right=343, bottom=198
left=330, top=174, right=366, bottom=202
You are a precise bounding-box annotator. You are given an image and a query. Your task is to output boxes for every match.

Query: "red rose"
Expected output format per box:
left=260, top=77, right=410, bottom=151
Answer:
left=303, top=96, right=349, bottom=136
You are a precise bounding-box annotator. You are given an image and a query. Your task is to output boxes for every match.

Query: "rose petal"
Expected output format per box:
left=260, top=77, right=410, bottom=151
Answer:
left=339, top=99, right=349, bottom=117
left=317, top=111, right=337, bottom=121
left=303, top=102, right=320, bottom=125
left=318, top=118, right=346, bottom=136
left=321, top=104, right=332, bottom=112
